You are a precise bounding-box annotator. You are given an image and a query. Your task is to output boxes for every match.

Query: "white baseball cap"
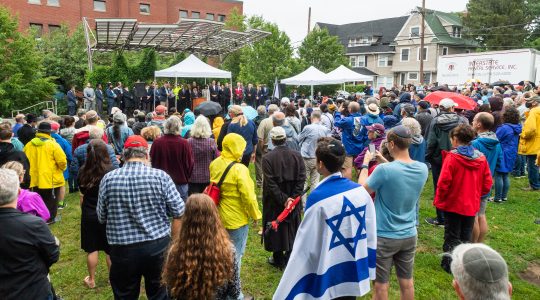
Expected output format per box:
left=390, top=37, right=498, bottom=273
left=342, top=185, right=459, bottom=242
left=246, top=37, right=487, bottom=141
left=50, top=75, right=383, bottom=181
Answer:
left=439, top=98, right=458, bottom=109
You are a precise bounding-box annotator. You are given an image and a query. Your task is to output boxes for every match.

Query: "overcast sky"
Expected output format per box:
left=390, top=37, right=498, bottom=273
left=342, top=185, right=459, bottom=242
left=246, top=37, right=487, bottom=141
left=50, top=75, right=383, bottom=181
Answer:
left=242, top=0, right=469, bottom=47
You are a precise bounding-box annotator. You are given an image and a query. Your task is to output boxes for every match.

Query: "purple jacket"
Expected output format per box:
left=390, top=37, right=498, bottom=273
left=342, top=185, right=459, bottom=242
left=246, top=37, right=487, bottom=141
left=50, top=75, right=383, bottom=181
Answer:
left=17, top=189, right=50, bottom=222
left=354, top=135, right=386, bottom=169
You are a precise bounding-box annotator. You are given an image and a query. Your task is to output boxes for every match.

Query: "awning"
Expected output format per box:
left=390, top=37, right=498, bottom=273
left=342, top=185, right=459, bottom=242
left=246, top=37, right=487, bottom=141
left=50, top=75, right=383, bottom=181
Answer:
left=154, top=54, right=231, bottom=78
left=281, top=66, right=342, bottom=85
left=327, top=65, right=374, bottom=82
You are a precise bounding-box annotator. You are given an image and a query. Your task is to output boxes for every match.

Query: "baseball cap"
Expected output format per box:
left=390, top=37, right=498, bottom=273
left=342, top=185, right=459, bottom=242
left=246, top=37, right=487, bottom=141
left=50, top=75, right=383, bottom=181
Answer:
left=112, top=112, right=126, bottom=123
left=155, top=105, right=167, bottom=114
left=418, top=101, right=429, bottom=109
left=50, top=122, right=60, bottom=132
left=37, top=122, right=52, bottom=133
left=461, top=245, right=508, bottom=283
left=269, top=126, right=286, bottom=140
left=401, top=103, right=416, bottom=116
left=366, top=123, right=385, bottom=135
left=391, top=125, right=412, bottom=138
left=439, top=98, right=458, bottom=109
left=124, top=135, right=148, bottom=149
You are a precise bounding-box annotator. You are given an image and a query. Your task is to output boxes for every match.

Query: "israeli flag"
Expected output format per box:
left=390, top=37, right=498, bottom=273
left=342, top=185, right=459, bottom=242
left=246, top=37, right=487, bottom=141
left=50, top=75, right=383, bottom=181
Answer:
left=273, top=174, right=376, bottom=300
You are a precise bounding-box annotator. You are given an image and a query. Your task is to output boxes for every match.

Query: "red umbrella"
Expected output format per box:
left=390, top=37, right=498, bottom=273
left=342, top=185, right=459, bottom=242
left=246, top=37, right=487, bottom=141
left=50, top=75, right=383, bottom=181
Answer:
left=263, top=188, right=310, bottom=238
left=424, top=91, right=477, bottom=110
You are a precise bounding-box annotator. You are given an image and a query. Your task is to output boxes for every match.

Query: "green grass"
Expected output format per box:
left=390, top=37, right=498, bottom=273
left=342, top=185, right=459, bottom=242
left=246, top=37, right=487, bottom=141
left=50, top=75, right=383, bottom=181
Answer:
left=49, top=168, right=540, bottom=299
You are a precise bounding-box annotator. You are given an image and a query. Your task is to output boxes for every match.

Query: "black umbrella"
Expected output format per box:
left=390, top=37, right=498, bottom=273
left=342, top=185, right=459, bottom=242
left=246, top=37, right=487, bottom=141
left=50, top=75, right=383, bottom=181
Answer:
left=429, top=85, right=450, bottom=92
left=491, top=80, right=511, bottom=87
left=196, top=101, right=222, bottom=117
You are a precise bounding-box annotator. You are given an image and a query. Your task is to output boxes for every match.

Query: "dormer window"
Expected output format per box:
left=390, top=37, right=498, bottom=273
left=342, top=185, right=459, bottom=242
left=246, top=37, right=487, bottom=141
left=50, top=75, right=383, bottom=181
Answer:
left=452, top=26, right=462, bottom=38
left=410, top=26, right=420, bottom=37
left=348, top=36, right=373, bottom=47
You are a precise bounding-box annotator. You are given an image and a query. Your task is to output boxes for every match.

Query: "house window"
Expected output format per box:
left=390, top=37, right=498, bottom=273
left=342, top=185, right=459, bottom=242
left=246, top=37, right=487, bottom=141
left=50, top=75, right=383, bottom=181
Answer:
left=408, top=72, right=418, bottom=81
left=350, top=56, right=356, bottom=67
left=452, top=26, right=462, bottom=38
left=191, top=11, right=200, bottom=19
left=48, top=24, right=61, bottom=33
left=206, top=13, right=215, bottom=21
left=47, top=0, right=59, bottom=6
left=218, top=14, right=226, bottom=22
left=179, top=10, right=188, bottom=19
left=442, top=47, right=449, bottom=56
left=417, top=47, right=428, bottom=61
left=378, top=55, right=392, bottom=67
left=423, top=72, right=431, bottom=84
left=350, top=55, right=367, bottom=67
left=29, top=23, right=43, bottom=38
left=93, top=0, right=106, bottom=12
left=139, top=3, right=150, bottom=15
left=410, top=26, right=420, bottom=37
left=400, top=48, right=410, bottom=62
left=28, top=0, right=41, bottom=4
left=348, top=37, right=372, bottom=47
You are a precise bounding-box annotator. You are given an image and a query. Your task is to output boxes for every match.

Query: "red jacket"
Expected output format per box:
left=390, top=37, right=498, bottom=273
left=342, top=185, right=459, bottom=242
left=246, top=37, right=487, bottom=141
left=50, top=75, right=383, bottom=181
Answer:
left=71, top=130, right=108, bottom=154
left=434, top=150, right=492, bottom=216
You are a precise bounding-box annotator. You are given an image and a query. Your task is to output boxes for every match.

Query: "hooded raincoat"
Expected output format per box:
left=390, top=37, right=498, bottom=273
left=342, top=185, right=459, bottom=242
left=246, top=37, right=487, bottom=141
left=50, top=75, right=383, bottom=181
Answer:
left=23, top=133, right=67, bottom=189
left=496, top=123, right=522, bottom=173
left=434, top=149, right=492, bottom=216
left=209, top=133, right=261, bottom=230
left=426, top=112, right=467, bottom=165
left=518, top=105, right=540, bottom=155
left=181, top=112, right=195, bottom=137
left=472, top=132, right=504, bottom=176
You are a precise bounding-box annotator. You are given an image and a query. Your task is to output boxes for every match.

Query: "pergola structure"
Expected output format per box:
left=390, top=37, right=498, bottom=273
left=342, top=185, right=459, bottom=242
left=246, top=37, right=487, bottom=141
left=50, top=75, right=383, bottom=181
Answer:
left=83, top=17, right=270, bottom=71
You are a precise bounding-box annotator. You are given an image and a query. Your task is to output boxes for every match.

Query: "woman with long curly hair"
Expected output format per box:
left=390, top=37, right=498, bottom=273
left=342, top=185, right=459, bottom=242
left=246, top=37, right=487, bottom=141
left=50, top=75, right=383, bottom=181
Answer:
left=78, top=139, right=114, bottom=288
left=162, top=193, right=240, bottom=300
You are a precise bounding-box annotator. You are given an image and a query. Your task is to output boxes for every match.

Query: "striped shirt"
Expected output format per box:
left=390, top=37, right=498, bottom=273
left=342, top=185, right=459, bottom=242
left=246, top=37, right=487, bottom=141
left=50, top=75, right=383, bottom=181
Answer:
left=97, top=162, right=184, bottom=245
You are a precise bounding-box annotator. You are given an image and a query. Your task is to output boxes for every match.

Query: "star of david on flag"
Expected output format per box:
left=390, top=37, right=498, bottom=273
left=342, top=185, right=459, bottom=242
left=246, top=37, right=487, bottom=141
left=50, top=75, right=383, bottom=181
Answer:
left=326, top=196, right=367, bottom=256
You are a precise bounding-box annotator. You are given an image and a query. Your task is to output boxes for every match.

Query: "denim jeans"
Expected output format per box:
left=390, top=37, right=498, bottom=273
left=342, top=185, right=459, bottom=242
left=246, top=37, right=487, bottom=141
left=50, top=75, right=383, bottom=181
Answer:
left=513, top=154, right=525, bottom=176
left=494, top=172, right=510, bottom=200
left=227, top=225, right=249, bottom=300
left=526, top=155, right=540, bottom=189
left=175, top=184, right=189, bottom=202
left=431, top=161, right=445, bottom=223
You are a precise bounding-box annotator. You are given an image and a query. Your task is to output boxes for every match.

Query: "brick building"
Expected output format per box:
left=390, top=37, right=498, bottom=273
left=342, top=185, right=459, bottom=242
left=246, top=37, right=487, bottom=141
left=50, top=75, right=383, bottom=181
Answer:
left=1, top=0, right=243, bottom=36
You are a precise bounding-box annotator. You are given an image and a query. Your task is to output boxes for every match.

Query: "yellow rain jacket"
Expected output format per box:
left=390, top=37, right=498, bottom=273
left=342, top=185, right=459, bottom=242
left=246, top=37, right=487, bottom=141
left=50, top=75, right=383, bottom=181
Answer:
left=519, top=106, right=540, bottom=155
left=24, top=133, right=67, bottom=189
left=212, top=116, right=224, bottom=140
left=209, top=133, right=261, bottom=230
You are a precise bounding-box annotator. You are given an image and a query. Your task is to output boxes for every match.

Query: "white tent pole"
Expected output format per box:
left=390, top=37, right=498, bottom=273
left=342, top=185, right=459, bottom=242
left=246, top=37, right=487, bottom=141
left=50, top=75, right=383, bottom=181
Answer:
left=311, top=85, right=314, bottom=100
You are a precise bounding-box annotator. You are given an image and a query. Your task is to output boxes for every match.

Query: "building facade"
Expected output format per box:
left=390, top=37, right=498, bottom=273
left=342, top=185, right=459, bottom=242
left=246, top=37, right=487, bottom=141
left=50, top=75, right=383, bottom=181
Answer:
left=1, top=0, right=243, bottom=36
left=316, top=8, right=476, bottom=88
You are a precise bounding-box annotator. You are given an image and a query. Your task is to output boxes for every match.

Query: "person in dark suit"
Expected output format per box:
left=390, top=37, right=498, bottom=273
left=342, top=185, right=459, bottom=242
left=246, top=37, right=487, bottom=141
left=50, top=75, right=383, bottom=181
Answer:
left=256, top=85, right=263, bottom=107
left=262, top=84, right=269, bottom=103
left=290, top=89, right=299, bottom=101
left=245, top=83, right=256, bottom=107
left=179, top=84, right=192, bottom=112
left=210, top=80, right=220, bottom=103
left=221, top=83, right=231, bottom=114
left=123, top=86, right=135, bottom=117
left=95, top=84, right=104, bottom=116
left=113, top=82, right=124, bottom=110
left=105, top=83, right=116, bottom=115
left=67, top=86, right=78, bottom=116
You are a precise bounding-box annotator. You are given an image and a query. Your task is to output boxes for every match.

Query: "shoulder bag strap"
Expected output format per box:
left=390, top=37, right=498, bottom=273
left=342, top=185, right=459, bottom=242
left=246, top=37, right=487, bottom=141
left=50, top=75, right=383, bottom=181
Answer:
left=217, top=162, right=236, bottom=188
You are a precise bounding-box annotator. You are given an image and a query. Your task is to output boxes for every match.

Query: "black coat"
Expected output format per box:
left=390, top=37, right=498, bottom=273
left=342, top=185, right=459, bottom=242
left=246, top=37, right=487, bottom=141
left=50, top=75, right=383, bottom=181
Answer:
left=17, top=124, right=35, bottom=146
left=0, top=208, right=59, bottom=300
left=0, top=142, right=30, bottom=188
left=262, top=145, right=306, bottom=252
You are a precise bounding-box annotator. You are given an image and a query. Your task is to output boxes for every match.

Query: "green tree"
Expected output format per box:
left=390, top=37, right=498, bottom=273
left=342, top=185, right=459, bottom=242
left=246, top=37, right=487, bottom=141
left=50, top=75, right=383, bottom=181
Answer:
left=297, top=28, right=348, bottom=72
left=237, top=16, right=295, bottom=88
left=221, top=7, right=246, bottom=83
left=0, top=5, right=55, bottom=114
left=108, top=52, right=129, bottom=86
left=39, top=24, right=87, bottom=90
left=133, top=48, right=157, bottom=82
left=462, top=0, right=530, bottom=50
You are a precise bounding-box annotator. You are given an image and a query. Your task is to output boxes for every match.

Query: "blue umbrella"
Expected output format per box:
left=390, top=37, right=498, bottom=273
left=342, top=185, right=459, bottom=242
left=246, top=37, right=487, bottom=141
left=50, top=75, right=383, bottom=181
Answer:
left=241, top=105, right=258, bottom=120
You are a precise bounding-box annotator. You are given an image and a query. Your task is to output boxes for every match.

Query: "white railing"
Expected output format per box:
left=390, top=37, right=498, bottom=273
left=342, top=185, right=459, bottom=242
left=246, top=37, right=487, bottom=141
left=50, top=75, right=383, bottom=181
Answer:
left=11, top=100, right=56, bottom=118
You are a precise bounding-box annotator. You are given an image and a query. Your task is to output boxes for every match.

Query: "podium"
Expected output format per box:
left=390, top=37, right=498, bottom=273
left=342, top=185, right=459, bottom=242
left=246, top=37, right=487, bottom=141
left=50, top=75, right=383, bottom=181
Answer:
left=193, top=97, right=206, bottom=110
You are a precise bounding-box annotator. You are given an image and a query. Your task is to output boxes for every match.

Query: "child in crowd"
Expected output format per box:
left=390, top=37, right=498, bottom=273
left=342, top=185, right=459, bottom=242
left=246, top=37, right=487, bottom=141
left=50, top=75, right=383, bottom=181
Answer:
left=434, top=124, right=492, bottom=273
left=1, top=161, right=50, bottom=222
left=471, top=112, right=503, bottom=243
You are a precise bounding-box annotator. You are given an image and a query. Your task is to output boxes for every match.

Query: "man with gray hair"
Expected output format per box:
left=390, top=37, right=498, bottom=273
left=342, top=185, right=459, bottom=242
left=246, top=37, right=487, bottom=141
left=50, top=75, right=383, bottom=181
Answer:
left=150, top=116, right=194, bottom=200
left=70, top=126, right=119, bottom=179
left=451, top=243, right=512, bottom=300
left=268, top=111, right=299, bottom=151
left=0, top=168, right=60, bottom=299
left=98, top=135, right=185, bottom=299
left=298, top=110, right=330, bottom=205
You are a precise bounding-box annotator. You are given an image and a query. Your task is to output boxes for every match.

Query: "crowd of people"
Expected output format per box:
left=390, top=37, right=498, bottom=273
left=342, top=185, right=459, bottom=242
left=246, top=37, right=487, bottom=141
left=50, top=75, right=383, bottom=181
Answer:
left=1, top=79, right=535, bottom=299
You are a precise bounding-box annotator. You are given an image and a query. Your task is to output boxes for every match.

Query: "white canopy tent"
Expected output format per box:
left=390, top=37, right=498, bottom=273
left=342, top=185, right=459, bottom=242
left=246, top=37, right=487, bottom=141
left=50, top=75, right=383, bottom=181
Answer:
left=154, top=54, right=231, bottom=78
left=280, top=66, right=342, bottom=99
left=327, top=65, right=374, bottom=82
left=154, top=54, right=231, bottom=111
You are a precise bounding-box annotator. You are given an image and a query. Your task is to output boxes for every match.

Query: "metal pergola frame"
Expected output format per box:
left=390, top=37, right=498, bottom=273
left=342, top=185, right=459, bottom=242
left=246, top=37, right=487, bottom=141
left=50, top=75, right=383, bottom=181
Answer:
left=83, top=17, right=271, bottom=71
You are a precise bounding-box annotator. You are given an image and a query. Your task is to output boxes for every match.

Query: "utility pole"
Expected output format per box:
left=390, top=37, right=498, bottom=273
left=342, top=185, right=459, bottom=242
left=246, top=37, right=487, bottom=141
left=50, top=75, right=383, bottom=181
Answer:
left=307, top=7, right=312, bottom=35
left=419, top=0, right=426, bottom=85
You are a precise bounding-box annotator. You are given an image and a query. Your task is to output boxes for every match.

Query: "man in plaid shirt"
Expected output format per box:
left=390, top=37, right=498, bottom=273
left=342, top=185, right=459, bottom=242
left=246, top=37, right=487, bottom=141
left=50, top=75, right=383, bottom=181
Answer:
left=98, top=135, right=184, bottom=299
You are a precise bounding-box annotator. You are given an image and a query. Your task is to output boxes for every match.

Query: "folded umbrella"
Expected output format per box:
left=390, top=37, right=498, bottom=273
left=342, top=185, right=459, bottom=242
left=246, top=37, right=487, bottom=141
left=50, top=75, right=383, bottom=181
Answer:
left=264, top=188, right=310, bottom=238
left=196, top=101, right=222, bottom=117
left=424, top=91, right=477, bottom=110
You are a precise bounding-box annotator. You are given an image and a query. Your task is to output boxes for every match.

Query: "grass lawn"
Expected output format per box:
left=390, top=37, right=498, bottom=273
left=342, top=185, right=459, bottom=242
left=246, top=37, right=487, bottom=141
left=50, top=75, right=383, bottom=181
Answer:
left=49, top=168, right=540, bottom=299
